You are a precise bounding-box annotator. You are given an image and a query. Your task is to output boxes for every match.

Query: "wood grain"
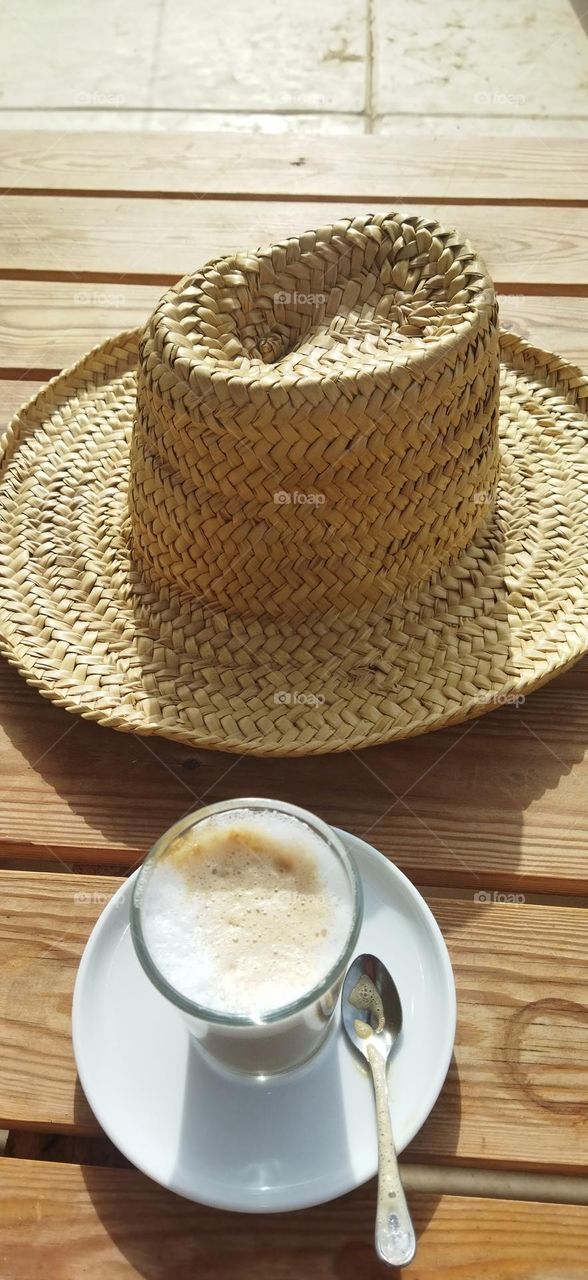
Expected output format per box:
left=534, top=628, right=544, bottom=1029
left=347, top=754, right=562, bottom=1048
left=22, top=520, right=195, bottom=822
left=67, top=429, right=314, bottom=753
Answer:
left=0, top=651, right=586, bottom=891
left=1, top=284, right=587, bottom=380
left=0, top=870, right=120, bottom=1131
left=1, top=197, right=587, bottom=287
left=0, top=131, right=586, bottom=202
left=1, top=869, right=587, bottom=1173
left=0, top=282, right=161, bottom=377
left=0, top=1159, right=587, bottom=1280
left=0, top=378, right=45, bottom=419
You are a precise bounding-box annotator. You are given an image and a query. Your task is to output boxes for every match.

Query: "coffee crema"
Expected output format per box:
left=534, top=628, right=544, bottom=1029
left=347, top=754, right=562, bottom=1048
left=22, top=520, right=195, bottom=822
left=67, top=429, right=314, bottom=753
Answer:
left=348, top=974, right=385, bottom=1037
left=140, top=808, right=353, bottom=1017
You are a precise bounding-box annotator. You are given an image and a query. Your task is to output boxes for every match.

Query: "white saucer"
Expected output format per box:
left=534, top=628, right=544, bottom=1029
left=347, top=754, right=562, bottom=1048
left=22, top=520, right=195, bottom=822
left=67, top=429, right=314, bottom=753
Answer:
left=72, top=829, right=456, bottom=1213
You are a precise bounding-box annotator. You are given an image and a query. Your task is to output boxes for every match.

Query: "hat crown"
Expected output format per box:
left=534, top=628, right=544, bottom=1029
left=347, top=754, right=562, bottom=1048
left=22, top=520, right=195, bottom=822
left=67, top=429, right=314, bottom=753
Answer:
left=130, top=213, right=500, bottom=616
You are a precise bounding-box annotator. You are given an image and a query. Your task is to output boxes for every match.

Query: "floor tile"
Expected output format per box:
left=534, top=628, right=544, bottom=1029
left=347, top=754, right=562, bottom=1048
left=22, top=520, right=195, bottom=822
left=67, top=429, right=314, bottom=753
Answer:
left=0, top=1, right=583, bottom=145
left=0, top=109, right=149, bottom=131
left=151, top=0, right=366, bottom=111
left=0, top=0, right=160, bottom=109
left=374, top=113, right=588, bottom=137
left=143, top=110, right=366, bottom=134
left=374, top=0, right=588, bottom=119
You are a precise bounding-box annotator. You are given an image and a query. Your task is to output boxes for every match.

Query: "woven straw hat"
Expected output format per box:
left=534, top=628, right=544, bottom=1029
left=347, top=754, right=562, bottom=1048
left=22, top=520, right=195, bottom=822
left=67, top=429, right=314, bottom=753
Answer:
left=1, top=212, right=587, bottom=756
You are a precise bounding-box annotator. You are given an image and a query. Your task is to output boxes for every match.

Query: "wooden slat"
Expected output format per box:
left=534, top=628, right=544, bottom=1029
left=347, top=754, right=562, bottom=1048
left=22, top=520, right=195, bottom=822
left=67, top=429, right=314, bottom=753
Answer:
left=1, top=197, right=587, bottom=287
left=9, top=1132, right=588, bottom=1203
left=0, top=282, right=160, bottom=377
left=0, top=1160, right=587, bottom=1280
left=0, top=651, right=586, bottom=891
left=0, top=131, right=587, bottom=203
left=1, top=869, right=587, bottom=1174
left=496, top=293, right=588, bottom=366
left=8, top=1131, right=588, bottom=1204
left=0, top=871, right=120, bottom=1132
left=1, top=284, right=588, bottom=380
left=0, top=378, right=45, bottom=419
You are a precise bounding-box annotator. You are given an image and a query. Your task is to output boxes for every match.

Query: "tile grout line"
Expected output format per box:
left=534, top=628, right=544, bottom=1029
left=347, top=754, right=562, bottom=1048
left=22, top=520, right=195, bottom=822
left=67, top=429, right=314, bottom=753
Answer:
left=365, top=0, right=375, bottom=134
left=0, top=106, right=368, bottom=119
left=0, top=106, right=586, bottom=131
left=143, top=0, right=166, bottom=129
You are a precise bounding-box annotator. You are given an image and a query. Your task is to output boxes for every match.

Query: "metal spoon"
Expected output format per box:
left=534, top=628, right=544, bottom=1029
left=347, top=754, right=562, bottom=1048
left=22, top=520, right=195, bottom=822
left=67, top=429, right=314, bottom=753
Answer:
left=341, top=953, right=416, bottom=1268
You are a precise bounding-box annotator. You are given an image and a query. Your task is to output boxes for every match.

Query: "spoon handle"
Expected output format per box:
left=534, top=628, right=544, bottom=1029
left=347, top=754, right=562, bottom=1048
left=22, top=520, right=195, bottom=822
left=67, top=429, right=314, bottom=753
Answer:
left=367, top=1044, right=416, bottom=1267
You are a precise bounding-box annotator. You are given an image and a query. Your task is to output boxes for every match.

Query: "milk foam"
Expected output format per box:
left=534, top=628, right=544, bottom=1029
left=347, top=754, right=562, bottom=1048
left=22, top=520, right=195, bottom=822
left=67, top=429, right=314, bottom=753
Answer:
left=140, top=808, right=353, bottom=1016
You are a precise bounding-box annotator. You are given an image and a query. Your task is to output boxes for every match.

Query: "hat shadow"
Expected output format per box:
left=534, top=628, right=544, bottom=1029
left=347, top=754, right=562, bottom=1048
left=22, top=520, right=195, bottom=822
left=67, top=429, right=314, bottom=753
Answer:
left=1, top=478, right=585, bottom=918
left=119, top=501, right=583, bottom=920
left=0, top=616, right=583, bottom=913
left=1, top=400, right=583, bottom=903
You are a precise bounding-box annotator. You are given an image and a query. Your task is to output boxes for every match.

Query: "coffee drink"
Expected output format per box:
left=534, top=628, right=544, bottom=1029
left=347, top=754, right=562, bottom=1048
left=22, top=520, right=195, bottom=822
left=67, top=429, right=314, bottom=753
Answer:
left=140, top=807, right=353, bottom=1016
left=131, top=799, right=362, bottom=1073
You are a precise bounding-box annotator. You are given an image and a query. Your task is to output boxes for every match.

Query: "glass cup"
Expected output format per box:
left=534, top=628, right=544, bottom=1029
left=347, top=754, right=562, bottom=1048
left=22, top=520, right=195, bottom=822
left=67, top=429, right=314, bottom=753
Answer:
left=130, top=797, right=363, bottom=1075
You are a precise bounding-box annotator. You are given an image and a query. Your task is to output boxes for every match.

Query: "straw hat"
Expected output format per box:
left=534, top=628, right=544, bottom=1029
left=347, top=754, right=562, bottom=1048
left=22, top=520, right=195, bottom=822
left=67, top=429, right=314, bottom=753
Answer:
left=0, top=213, right=587, bottom=756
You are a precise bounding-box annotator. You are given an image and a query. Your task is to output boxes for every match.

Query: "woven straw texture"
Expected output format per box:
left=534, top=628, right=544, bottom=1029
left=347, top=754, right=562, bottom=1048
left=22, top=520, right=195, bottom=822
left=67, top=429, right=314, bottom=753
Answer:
left=131, top=213, right=500, bottom=616
left=0, top=212, right=587, bottom=756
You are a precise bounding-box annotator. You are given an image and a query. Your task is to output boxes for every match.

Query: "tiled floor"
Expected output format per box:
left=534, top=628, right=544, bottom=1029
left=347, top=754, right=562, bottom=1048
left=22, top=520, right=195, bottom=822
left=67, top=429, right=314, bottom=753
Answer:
left=0, top=0, right=586, bottom=135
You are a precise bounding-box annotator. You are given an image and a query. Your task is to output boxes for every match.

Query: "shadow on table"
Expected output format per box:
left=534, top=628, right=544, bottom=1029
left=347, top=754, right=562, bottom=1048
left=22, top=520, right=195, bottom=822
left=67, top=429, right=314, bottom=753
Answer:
left=79, top=1046, right=461, bottom=1278
left=79, top=1169, right=450, bottom=1280
left=3, top=650, right=585, bottom=921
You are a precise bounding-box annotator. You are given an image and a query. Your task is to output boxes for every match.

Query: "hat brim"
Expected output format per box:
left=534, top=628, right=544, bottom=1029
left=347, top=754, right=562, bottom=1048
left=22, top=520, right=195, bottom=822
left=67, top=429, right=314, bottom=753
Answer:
left=0, top=329, right=587, bottom=757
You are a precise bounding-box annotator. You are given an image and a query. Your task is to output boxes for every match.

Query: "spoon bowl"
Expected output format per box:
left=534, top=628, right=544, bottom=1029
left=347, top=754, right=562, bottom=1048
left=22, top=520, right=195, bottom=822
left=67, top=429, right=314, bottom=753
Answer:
left=341, top=952, right=403, bottom=1062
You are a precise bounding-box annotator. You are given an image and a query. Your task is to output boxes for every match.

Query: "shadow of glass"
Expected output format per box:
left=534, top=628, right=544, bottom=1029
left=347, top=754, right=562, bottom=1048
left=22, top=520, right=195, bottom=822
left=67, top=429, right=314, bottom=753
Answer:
left=171, top=1029, right=352, bottom=1210
left=79, top=1041, right=460, bottom=1279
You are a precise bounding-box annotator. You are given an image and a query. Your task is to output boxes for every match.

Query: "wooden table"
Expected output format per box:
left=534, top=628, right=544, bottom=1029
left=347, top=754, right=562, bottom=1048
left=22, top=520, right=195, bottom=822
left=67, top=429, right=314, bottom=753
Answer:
left=0, top=131, right=587, bottom=1278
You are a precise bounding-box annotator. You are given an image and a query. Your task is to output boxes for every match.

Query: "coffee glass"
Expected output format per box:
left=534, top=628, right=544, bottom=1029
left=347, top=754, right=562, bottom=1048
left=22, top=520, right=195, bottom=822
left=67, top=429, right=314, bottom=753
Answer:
left=130, top=797, right=363, bottom=1075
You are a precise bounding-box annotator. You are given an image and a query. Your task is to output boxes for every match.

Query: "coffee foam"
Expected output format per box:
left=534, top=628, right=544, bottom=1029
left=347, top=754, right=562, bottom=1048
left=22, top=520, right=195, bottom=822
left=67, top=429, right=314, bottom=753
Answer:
left=140, top=808, right=353, bottom=1016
